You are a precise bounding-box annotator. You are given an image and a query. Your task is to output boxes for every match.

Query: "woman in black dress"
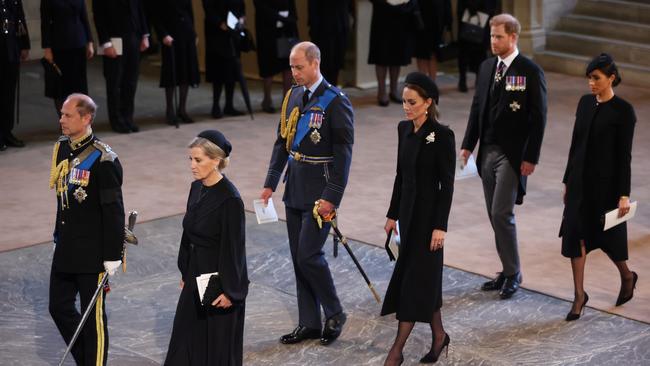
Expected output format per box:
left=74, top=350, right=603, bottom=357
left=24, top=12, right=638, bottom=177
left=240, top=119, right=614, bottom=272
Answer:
left=253, top=0, right=297, bottom=113
left=203, top=0, right=246, bottom=118
left=560, top=54, right=638, bottom=321
left=40, top=0, right=94, bottom=114
left=368, top=0, right=416, bottom=106
left=165, top=130, right=249, bottom=365
left=413, top=0, right=451, bottom=79
left=456, top=0, right=498, bottom=92
left=381, top=72, right=455, bottom=365
left=155, top=0, right=200, bottom=125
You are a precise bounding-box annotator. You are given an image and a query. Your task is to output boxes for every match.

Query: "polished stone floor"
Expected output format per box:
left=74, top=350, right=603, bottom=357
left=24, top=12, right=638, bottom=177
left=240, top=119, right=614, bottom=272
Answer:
left=1, top=213, right=649, bottom=365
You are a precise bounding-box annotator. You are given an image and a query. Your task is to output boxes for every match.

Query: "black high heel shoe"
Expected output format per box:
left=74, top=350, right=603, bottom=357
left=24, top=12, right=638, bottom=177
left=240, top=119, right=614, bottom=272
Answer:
left=389, top=92, right=403, bottom=104
left=565, top=292, right=589, bottom=321
left=384, top=353, right=403, bottom=366
left=616, top=272, right=638, bottom=306
left=419, top=333, right=450, bottom=363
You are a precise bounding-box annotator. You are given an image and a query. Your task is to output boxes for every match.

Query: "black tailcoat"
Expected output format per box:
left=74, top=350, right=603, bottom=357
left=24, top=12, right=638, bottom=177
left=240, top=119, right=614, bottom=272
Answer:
left=461, top=53, right=547, bottom=203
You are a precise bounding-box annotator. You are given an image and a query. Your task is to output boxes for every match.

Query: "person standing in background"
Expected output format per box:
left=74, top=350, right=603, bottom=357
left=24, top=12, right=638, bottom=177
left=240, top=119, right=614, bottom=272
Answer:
left=308, top=0, right=352, bottom=86
left=40, top=0, right=94, bottom=116
left=154, top=0, right=200, bottom=125
left=93, top=0, right=149, bottom=134
left=0, top=0, right=30, bottom=151
left=413, top=0, right=452, bottom=80
left=203, top=0, right=246, bottom=119
left=254, top=0, right=298, bottom=113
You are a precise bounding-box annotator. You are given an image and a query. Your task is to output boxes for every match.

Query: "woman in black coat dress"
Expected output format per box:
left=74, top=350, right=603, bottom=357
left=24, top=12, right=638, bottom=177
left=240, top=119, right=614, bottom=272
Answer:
left=382, top=72, right=455, bottom=365
left=253, top=0, right=297, bottom=113
left=413, top=0, right=451, bottom=79
left=165, top=130, right=249, bottom=365
left=40, top=0, right=94, bottom=114
left=560, top=54, right=637, bottom=321
left=155, top=0, right=200, bottom=125
left=368, top=0, right=416, bottom=106
left=203, top=0, right=246, bottom=118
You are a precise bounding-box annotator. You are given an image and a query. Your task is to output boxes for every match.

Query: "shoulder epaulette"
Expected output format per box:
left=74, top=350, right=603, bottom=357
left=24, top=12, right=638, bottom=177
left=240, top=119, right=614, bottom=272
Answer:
left=325, top=82, right=345, bottom=97
left=93, top=140, right=118, bottom=162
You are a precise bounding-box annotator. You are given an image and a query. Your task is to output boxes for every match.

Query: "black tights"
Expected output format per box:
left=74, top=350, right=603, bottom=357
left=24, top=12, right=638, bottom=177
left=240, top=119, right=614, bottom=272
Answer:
left=165, top=84, right=189, bottom=115
left=385, top=310, right=446, bottom=365
left=375, top=65, right=401, bottom=102
left=212, top=82, right=236, bottom=110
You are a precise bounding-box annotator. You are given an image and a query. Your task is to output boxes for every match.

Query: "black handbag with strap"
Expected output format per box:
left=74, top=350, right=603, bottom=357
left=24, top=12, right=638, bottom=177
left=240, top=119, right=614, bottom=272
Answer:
left=459, top=12, right=486, bottom=44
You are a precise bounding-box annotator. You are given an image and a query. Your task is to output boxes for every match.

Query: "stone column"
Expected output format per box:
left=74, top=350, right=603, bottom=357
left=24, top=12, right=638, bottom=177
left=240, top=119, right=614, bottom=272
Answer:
left=502, top=0, right=546, bottom=54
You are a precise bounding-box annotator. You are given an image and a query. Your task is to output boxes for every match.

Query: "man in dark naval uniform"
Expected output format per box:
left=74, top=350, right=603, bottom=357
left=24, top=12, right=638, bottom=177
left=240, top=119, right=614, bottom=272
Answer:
left=0, top=0, right=30, bottom=151
left=260, top=41, right=354, bottom=346
left=48, top=94, right=125, bottom=365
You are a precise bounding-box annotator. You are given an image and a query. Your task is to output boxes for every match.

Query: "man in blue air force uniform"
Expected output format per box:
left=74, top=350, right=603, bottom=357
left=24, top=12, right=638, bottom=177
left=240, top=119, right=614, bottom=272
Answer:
left=260, top=41, right=354, bottom=346
left=49, top=94, right=125, bottom=365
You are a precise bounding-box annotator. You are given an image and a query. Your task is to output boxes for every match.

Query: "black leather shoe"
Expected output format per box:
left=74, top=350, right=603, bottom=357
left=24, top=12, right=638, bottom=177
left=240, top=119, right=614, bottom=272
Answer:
left=4, top=133, right=25, bottom=147
left=223, top=106, right=244, bottom=116
left=377, top=98, right=389, bottom=107
left=389, top=92, right=403, bottom=104
left=110, top=123, right=131, bottom=134
left=261, top=100, right=276, bottom=113
left=320, top=312, right=346, bottom=345
left=177, top=112, right=194, bottom=124
left=0, top=142, right=7, bottom=151
left=616, top=271, right=638, bottom=306
left=211, top=104, right=223, bottom=119
left=125, top=121, right=140, bottom=133
left=566, top=292, right=589, bottom=321
left=420, top=333, right=450, bottom=363
left=481, top=272, right=505, bottom=291
left=499, top=272, right=522, bottom=299
left=279, top=326, right=321, bottom=345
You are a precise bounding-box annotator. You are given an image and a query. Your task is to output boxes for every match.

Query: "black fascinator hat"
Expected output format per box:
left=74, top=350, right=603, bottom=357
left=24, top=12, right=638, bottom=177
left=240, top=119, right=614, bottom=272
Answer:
left=404, top=72, right=439, bottom=104
left=586, top=53, right=621, bottom=87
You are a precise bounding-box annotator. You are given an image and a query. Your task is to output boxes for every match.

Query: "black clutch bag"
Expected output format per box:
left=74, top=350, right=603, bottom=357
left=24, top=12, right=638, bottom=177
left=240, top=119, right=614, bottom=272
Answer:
left=41, top=57, right=63, bottom=99
left=201, top=274, right=224, bottom=306
left=276, top=36, right=299, bottom=59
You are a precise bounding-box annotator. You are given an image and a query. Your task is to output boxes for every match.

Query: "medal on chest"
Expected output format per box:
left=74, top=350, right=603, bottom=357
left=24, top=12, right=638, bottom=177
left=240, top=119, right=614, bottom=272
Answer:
left=310, top=129, right=322, bottom=144
left=69, top=167, right=91, bottom=187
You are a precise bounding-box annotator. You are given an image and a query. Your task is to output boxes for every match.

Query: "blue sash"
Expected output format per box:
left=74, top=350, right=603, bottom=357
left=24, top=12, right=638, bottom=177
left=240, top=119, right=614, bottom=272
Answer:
left=67, top=149, right=101, bottom=194
left=291, top=88, right=337, bottom=151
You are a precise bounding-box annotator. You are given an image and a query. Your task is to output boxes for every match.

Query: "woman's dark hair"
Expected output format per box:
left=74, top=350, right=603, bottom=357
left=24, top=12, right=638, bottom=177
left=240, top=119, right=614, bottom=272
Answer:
left=586, top=53, right=621, bottom=87
left=404, top=83, right=439, bottom=121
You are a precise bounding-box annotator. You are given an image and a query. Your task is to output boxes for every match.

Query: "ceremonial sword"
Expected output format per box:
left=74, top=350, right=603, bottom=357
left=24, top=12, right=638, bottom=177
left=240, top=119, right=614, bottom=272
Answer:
left=58, top=211, right=139, bottom=366
left=313, top=202, right=382, bottom=304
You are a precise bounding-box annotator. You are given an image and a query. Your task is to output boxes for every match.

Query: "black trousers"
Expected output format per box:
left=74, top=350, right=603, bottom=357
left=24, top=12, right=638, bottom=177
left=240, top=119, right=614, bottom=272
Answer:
left=0, top=39, right=18, bottom=142
left=285, top=206, right=342, bottom=330
left=102, top=34, right=141, bottom=128
left=49, top=269, right=109, bottom=366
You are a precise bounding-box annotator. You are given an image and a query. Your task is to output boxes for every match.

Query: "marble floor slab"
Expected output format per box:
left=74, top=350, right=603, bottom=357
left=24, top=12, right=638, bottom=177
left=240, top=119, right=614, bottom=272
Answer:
left=1, top=213, right=649, bottom=365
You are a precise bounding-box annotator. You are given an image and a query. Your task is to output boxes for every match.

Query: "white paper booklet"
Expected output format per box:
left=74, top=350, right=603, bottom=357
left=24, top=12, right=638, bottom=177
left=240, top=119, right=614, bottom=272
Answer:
left=456, top=154, right=478, bottom=180
left=196, top=272, right=219, bottom=302
left=253, top=198, right=279, bottom=224
left=97, top=37, right=123, bottom=56
left=603, top=201, right=637, bottom=231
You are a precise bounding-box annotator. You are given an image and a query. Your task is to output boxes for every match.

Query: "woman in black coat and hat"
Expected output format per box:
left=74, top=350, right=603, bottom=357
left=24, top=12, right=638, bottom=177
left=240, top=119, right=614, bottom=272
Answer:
left=381, top=72, right=455, bottom=365
left=154, top=0, right=200, bottom=125
left=560, top=54, right=638, bottom=321
left=165, top=130, right=249, bottom=365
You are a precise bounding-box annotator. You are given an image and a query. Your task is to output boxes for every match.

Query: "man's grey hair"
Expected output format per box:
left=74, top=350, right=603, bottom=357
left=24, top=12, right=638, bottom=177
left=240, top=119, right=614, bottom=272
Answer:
left=66, top=93, right=97, bottom=122
left=291, top=41, right=321, bottom=63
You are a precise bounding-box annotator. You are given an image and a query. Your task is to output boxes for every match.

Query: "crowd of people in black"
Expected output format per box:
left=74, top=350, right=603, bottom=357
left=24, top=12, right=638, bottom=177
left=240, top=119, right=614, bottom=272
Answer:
left=1, top=0, right=504, bottom=150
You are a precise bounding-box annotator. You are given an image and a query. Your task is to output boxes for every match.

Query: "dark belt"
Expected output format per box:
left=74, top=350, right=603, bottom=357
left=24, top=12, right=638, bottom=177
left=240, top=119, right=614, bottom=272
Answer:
left=289, top=150, right=334, bottom=164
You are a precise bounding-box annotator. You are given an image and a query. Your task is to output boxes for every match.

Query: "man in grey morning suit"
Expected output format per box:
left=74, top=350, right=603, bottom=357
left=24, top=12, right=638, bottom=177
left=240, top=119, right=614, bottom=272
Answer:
left=260, top=42, right=353, bottom=346
left=460, top=14, right=547, bottom=299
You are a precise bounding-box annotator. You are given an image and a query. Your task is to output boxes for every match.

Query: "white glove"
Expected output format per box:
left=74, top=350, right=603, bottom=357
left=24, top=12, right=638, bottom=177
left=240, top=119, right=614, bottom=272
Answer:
left=103, top=260, right=122, bottom=276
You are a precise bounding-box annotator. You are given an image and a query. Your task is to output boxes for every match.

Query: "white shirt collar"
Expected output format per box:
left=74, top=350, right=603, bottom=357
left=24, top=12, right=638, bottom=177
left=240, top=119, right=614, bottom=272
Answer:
left=305, top=75, right=323, bottom=96
left=498, top=47, right=519, bottom=71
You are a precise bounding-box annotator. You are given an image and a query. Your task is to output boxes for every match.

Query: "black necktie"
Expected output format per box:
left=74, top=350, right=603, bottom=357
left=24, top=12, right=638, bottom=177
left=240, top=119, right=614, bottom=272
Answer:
left=495, top=61, right=506, bottom=84
left=302, top=90, right=311, bottom=107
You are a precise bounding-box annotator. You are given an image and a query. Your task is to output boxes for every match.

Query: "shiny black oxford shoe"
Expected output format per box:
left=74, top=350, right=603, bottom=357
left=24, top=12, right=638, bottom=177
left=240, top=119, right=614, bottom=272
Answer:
left=481, top=272, right=505, bottom=291
left=320, top=312, right=347, bottom=345
left=279, top=325, right=321, bottom=345
left=499, top=272, right=522, bottom=299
